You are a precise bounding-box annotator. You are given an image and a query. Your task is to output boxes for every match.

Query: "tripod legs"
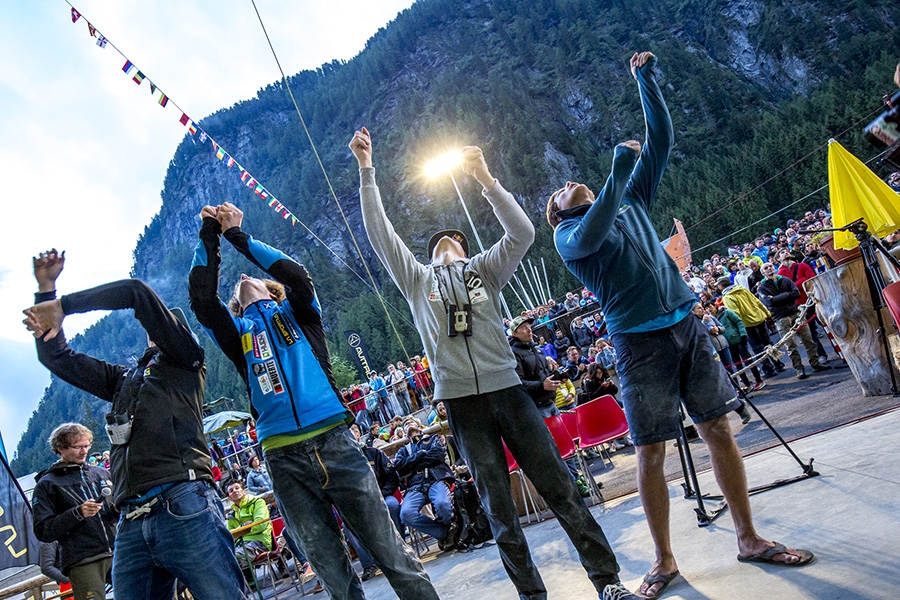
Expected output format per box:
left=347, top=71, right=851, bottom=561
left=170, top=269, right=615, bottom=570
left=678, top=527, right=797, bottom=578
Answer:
left=674, top=407, right=727, bottom=527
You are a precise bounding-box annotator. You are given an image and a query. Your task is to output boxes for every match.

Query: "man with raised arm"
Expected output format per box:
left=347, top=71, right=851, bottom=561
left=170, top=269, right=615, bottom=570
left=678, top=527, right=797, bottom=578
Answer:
left=546, top=52, right=814, bottom=599
left=350, top=128, right=632, bottom=600
left=22, top=249, right=246, bottom=600
left=188, top=204, right=438, bottom=600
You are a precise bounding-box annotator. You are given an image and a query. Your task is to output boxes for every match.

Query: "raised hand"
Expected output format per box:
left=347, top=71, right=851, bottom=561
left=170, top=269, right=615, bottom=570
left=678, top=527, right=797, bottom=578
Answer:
left=200, top=205, right=218, bottom=220
left=32, top=249, right=65, bottom=292
left=460, top=146, right=494, bottom=190
left=619, top=140, right=641, bottom=154
left=23, top=299, right=65, bottom=341
left=630, top=51, right=656, bottom=78
left=349, top=127, right=373, bottom=168
left=216, top=202, right=243, bottom=231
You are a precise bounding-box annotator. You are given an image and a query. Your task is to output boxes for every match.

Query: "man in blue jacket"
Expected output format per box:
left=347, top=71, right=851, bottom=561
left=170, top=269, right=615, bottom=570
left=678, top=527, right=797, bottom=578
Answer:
left=189, top=203, right=438, bottom=600
left=547, top=52, right=814, bottom=599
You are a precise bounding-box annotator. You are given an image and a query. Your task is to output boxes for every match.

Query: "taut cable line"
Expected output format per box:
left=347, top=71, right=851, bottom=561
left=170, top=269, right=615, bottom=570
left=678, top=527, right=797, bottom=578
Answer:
left=250, top=0, right=414, bottom=364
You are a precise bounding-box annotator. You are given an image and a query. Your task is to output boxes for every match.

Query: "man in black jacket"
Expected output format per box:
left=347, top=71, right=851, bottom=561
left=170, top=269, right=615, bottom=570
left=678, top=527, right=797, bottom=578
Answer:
left=509, top=316, right=561, bottom=418
left=757, top=262, right=831, bottom=380
left=23, top=249, right=245, bottom=600
left=32, top=423, right=116, bottom=600
left=393, top=423, right=456, bottom=549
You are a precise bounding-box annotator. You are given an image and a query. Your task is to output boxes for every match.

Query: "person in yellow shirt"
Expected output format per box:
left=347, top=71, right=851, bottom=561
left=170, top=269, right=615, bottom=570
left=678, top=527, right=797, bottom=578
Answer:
left=225, top=480, right=273, bottom=571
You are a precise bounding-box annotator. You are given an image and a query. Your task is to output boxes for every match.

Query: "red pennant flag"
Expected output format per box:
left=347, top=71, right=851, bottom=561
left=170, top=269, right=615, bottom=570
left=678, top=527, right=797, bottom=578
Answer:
left=180, top=113, right=190, bottom=126
left=71, top=8, right=81, bottom=23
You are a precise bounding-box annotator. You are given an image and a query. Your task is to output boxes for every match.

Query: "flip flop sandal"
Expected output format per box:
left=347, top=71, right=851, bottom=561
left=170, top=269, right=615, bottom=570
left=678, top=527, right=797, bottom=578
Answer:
left=738, top=542, right=815, bottom=566
left=638, top=569, right=680, bottom=599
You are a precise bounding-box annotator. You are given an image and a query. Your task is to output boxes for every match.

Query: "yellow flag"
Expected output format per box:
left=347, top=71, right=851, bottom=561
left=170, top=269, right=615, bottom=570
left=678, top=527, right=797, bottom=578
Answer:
left=828, top=140, right=900, bottom=249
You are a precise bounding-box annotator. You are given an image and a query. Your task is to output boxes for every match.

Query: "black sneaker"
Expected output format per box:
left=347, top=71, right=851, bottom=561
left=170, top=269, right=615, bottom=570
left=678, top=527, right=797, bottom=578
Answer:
left=360, top=565, right=378, bottom=581
left=811, top=364, right=832, bottom=372
left=437, top=519, right=460, bottom=551
left=797, top=368, right=809, bottom=380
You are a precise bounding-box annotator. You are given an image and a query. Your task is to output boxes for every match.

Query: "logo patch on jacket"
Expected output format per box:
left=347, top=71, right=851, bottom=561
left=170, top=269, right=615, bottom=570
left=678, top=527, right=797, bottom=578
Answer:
left=272, top=314, right=296, bottom=346
left=252, top=360, right=284, bottom=394
left=256, top=332, right=273, bottom=359
left=465, top=270, right=488, bottom=304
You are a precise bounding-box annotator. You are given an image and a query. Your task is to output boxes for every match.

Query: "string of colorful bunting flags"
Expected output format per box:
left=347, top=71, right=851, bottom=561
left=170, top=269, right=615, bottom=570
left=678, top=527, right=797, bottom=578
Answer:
left=66, top=2, right=300, bottom=226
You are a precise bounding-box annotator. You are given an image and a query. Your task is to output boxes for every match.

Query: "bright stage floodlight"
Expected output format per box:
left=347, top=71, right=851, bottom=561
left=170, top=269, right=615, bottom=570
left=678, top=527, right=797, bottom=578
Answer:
left=424, top=151, right=462, bottom=179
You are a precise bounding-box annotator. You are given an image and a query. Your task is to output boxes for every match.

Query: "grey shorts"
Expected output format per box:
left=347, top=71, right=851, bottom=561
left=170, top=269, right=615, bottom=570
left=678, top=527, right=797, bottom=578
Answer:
left=610, top=314, right=738, bottom=446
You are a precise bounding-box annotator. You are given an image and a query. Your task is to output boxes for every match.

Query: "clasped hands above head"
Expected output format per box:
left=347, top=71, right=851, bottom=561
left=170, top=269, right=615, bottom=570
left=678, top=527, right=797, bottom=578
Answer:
left=199, top=202, right=243, bottom=230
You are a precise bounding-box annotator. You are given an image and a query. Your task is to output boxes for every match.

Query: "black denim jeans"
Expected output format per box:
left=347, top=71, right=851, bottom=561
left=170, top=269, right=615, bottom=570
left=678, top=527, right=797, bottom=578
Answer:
left=445, top=385, right=619, bottom=600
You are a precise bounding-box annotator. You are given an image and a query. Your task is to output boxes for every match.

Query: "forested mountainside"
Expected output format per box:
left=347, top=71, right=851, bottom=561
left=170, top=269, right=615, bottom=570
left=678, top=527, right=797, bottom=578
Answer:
left=13, top=0, right=900, bottom=474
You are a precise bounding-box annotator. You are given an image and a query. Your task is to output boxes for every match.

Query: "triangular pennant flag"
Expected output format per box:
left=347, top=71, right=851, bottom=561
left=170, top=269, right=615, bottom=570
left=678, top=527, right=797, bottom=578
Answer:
left=71, top=8, right=81, bottom=23
left=211, top=140, right=219, bottom=152
left=150, top=82, right=156, bottom=94
left=290, top=215, right=298, bottom=226
left=87, top=23, right=97, bottom=37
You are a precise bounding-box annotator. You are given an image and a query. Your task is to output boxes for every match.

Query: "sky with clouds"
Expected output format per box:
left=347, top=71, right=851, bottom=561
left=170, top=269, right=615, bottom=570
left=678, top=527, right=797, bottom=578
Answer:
left=0, top=0, right=417, bottom=458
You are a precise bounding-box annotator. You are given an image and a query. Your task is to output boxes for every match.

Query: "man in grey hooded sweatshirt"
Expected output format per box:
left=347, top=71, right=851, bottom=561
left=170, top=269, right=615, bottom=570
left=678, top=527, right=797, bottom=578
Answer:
left=350, top=127, right=635, bottom=600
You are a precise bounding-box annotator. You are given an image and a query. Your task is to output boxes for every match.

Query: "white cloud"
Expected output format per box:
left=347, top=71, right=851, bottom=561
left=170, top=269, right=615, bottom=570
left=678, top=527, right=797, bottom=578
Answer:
left=0, top=0, right=416, bottom=452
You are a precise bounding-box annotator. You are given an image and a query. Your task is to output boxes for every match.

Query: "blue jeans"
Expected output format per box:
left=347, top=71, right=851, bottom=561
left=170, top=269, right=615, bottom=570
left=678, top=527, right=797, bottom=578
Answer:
left=445, top=386, right=620, bottom=599
left=384, top=494, right=403, bottom=536
left=264, top=425, right=438, bottom=600
left=113, top=481, right=246, bottom=600
left=399, top=482, right=453, bottom=541
left=344, top=526, right=375, bottom=569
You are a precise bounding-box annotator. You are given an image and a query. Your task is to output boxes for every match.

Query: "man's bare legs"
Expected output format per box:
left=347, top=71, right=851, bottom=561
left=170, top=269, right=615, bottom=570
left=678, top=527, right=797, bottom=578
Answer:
left=697, top=415, right=806, bottom=562
left=636, top=415, right=808, bottom=598
left=635, top=442, right=678, bottom=597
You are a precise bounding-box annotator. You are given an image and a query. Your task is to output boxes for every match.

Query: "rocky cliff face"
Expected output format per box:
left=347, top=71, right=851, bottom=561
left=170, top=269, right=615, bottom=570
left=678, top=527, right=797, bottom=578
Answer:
left=13, top=0, right=899, bottom=474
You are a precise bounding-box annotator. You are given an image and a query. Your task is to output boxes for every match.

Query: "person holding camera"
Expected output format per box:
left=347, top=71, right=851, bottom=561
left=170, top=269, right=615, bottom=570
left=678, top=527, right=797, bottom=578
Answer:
left=351, top=127, right=630, bottom=600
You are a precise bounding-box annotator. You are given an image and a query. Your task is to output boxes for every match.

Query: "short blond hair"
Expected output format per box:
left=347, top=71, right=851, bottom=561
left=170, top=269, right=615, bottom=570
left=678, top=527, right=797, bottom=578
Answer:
left=228, top=279, right=286, bottom=316
left=49, top=423, right=92, bottom=455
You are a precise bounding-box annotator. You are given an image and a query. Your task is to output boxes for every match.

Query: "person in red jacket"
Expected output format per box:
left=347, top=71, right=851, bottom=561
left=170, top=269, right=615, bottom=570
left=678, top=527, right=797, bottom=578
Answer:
left=776, top=249, right=828, bottom=360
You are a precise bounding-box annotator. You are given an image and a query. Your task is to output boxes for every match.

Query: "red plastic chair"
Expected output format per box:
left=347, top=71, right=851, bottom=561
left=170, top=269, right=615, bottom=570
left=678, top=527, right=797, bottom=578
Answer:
left=576, top=395, right=630, bottom=469
left=882, top=281, right=900, bottom=332
left=560, top=410, right=579, bottom=443
left=543, top=415, right=578, bottom=461
left=504, top=441, right=543, bottom=523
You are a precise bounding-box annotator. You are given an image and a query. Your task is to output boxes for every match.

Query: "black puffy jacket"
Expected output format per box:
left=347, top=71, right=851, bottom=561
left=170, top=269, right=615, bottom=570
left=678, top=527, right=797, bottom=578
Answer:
left=757, top=276, right=801, bottom=321
left=510, top=337, right=555, bottom=407
left=35, top=280, right=212, bottom=507
left=32, top=462, right=117, bottom=575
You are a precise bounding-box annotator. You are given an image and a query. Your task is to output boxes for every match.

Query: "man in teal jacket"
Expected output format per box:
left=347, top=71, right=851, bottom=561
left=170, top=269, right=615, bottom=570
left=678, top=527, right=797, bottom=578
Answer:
left=547, top=52, right=814, bottom=599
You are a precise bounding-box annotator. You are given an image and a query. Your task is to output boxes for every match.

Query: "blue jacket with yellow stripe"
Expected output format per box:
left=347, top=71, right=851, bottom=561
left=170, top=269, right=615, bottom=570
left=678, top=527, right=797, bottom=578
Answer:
left=189, top=217, right=350, bottom=442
